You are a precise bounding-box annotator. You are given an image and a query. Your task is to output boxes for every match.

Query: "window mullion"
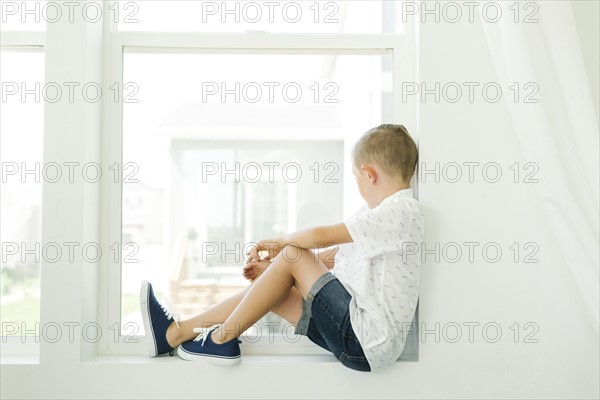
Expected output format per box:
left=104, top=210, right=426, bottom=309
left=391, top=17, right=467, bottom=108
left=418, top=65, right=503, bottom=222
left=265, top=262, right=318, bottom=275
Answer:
left=39, top=7, right=104, bottom=365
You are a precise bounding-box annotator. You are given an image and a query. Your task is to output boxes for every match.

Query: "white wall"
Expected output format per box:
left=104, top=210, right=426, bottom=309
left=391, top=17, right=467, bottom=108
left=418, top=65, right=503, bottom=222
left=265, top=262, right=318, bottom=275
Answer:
left=1, top=2, right=598, bottom=399
left=416, top=2, right=598, bottom=398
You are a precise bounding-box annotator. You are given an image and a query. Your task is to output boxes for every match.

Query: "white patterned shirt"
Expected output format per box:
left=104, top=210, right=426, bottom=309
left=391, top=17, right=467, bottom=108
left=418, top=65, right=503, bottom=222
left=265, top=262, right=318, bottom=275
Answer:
left=332, top=188, right=424, bottom=371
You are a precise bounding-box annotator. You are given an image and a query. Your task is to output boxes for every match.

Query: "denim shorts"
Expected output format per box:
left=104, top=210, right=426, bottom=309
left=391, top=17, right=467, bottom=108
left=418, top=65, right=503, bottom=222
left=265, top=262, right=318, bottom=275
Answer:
left=294, top=272, right=371, bottom=372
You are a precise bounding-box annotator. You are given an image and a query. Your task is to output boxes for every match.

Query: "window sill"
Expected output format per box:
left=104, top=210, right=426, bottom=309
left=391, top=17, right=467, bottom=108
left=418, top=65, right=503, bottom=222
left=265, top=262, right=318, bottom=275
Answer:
left=0, top=354, right=39, bottom=365
left=1, top=352, right=337, bottom=366
left=82, top=353, right=338, bottom=365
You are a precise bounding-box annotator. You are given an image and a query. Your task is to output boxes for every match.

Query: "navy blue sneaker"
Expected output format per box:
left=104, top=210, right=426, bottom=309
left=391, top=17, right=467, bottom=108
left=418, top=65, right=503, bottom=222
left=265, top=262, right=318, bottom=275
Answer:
left=178, top=327, right=242, bottom=366
left=140, top=280, right=177, bottom=357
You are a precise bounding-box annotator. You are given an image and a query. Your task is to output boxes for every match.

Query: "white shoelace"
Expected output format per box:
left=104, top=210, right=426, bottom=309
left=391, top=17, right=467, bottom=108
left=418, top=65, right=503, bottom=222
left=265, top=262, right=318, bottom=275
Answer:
left=161, top=297, right=180, bottom=328
left=192, top=324, right=221, bottom=346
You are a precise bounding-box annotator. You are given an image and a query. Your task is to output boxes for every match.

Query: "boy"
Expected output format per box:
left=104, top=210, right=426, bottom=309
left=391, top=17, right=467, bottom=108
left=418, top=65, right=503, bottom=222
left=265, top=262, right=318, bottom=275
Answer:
left=141, top=124, right=424, bottom=372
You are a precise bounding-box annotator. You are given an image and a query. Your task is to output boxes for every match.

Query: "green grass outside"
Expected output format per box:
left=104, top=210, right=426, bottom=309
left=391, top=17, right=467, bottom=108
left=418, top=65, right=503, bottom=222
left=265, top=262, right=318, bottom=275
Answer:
left=1, top=296, right=40, bottom=336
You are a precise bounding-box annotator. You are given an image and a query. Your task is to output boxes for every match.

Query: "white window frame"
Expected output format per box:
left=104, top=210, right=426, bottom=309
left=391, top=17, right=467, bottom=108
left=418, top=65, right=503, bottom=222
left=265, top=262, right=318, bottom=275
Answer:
left=101, top=31, right=418, bottom=358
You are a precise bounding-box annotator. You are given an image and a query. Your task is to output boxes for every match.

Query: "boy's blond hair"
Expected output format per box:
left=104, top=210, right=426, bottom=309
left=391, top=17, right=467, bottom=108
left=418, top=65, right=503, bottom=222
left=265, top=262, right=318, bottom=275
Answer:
left=352, top=124, right=418, bottom=183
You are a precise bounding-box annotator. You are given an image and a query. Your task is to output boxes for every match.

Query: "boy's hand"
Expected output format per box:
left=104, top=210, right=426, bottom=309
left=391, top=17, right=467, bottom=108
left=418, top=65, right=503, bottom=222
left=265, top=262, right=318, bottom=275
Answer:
left=246, top=239, right=286, bottom=263
left=242, top=259, right=271, bottom=281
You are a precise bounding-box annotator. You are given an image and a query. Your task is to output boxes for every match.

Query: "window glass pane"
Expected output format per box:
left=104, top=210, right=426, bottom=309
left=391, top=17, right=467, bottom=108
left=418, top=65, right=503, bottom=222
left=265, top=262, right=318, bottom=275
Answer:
left=0, top=49, right=45, bottom=340
left=121, top=52, right=391, bottom=334
left=117, top=0, right=404, bottom=33
left=0, top=0, right=47, bottom=31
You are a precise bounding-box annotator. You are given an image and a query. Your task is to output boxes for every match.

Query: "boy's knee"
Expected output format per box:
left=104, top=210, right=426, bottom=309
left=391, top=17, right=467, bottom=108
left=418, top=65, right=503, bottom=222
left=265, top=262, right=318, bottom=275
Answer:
left=277, top=245, right=313, bottom=266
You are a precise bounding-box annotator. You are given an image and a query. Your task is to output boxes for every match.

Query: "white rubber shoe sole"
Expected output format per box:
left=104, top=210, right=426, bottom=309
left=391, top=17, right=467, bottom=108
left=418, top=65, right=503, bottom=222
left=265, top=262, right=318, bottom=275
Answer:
left=177, top=346, right=241, bottom=366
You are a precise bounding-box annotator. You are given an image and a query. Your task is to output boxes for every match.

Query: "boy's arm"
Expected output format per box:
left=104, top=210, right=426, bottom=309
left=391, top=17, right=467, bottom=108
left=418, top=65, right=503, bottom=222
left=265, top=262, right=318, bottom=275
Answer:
left=247, top=223, right=352, bottom=262
left=281, top=223, right=353, bottom=249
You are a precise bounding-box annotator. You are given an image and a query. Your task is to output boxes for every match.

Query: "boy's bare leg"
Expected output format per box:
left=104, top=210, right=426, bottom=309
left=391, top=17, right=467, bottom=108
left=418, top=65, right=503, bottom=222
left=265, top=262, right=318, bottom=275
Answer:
left=212, top=245, right=328, bottom=344
left=165, top=287, right=248, bottom=348
left=166, top=284, right=304, bottom=348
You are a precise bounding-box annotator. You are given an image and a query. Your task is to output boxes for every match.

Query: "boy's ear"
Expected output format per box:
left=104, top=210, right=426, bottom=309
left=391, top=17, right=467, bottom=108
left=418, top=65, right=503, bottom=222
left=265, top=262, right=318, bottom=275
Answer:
left=361, top=164, right=378, bottom=183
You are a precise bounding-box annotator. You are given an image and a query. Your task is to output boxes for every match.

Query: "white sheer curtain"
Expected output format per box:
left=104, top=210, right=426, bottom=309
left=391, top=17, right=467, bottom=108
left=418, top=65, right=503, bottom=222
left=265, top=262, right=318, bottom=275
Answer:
left=481, top=2, right=599, bottom=333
